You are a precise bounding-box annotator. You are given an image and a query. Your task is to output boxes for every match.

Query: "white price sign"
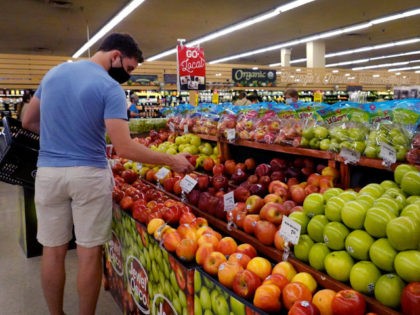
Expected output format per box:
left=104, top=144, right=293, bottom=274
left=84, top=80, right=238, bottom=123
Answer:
left=226, top=129, right=236, bottom=141
left=279, top=216, right=301, bottom=245
left=379, top=142, right=396, bottom=164
left=180, top=175, right=197, bottom=193
left=183, top=124, right=189, bottom=134
left=223, top=191, right=235, bottom=212
left=155, top=167, right=170, bottom=180
left=339, top=147, right=360, bottom=164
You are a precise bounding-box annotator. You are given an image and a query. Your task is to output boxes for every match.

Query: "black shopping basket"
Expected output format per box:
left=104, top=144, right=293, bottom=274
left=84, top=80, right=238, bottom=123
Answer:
left=0, top=117, right=39, bottom=187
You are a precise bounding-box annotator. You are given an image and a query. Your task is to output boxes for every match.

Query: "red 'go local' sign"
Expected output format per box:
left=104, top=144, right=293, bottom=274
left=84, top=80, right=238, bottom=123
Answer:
left=177, top=45, right=206, bottom=91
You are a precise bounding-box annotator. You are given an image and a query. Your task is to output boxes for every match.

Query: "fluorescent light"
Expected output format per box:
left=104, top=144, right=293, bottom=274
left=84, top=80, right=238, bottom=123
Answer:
left=276, top=0, right=315, bottom=13
left=372, top=74, right=380, bottom=77
left=415, top=70, right=420, bottom=73
left=252, top=67, right=259, bottom=70
left=147, top=0, right=317, bottom=62
left=326, top=59, right=369, bottom=67
left=332, top=70, right=339, bottom=73
left=372, top=8, right=420, bottom=25
left=210, top=8, right=420, bottom=64
left=353, top=59, right=420, bottom=70
left=72, top=0, right=145, bottom=58
left=388, top=65, right=420, bottom=72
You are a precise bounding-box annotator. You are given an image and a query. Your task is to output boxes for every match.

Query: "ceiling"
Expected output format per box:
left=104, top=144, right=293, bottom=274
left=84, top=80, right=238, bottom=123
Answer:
left=1, top=0, right=420, bottom=72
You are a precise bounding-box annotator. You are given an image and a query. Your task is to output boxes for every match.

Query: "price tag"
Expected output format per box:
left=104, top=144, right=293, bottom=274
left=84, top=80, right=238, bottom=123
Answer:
left=339, top=147, right=360, bottom=164
left=169, top=122, right=175, bottom=132
left=155, top=167, right=170, bottom=180
left=223, top=191, right=235, bottom=212
left=226, top=129, right=236, bottom=141
left=183, top=124, right=189, bottom=134
left=279, top=216, right=301, bottom=245
left=379, top=142, right=396, bottom=164
left=180, top=175, right=197, bottom=193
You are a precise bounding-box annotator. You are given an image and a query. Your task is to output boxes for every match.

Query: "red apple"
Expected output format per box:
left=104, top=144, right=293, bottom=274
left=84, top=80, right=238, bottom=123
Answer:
left=268, top=180, right=289, bottom=194
left=255, top=163, right=272, bottom=177
left=253, top=284, right=282, bottom=313
left=270, top=158, right=287, bottom=171
left=244, top=158, right=256, bottom=171
left=236, top=243, right=257, bottom=258
left=259, top=202, right=287, bottom=225
left=224, top=159, right=237, bottom=175
left=243, top=214, right=260, bottom=235
left=401, top=282, right=420, bottom=315
left=195, top=243, right=215, bottom=265
left=212, top=175, right=228, bottom=191
left=119, top=195, right=134, bottom=211
left=232, top=269, right=262, bottom=299
left=203, top=251, right=227, bottom=276
left=218, top=261, right=244, bottom=289
left=245, top=195, right=265, bottom=214
left=288, top=300, right=320, bottom=315
left=121, top=169, right=138, bottom=184
left=254, top=220, right=277, bottom=245
left=234, top=186, right=251, bottom=202
left=179, top=211, right=196, bottom=225
left=263, top=273, right=289, bottom=291
left=307, top=173, right=321, bottom=187
left=197, top=174, right=210, bottom=191
left=202, top=157, right=215, bottom=172
left=247, top=174, right=259, bottom=184
left=175, top=238, right=198, bottom=262
left=228, top=253, right=252, bottom=269
left=290, top=184, right=307, bottom=204
left=212, top=163, right=225, bottom=176
left=271, top=170, right=286, bottom=182
left=331, top=289, right=366, bottom=315
left=216, top=236, right=238, bottom=256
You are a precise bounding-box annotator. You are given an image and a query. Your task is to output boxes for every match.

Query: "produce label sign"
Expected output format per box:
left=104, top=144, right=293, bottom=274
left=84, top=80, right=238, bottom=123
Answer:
left=177, top=45, right=206, bottom=91
left=232, top=68, right=276, bottom=87
left=126, top=255, right=150, bottom=314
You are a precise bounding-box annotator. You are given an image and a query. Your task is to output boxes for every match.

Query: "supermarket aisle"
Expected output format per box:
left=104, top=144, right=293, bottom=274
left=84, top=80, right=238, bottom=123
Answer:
left=0, top=182, right=121, bottom=315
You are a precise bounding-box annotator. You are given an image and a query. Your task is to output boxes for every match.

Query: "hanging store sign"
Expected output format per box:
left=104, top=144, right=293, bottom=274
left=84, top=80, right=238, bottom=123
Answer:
left=129, top=74, right=159, bottom=86
left=177, top=45, right=206, bottom=91
left=232, top=68, right=276, bottom=87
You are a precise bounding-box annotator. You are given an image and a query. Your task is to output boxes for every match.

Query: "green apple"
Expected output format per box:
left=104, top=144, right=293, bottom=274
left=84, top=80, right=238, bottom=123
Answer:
left=194, top=294, right=203, bottom=315
left=325, top=196, right=346, bottom=222
left=322, top=187, right=344, bottom=201
left=303, top=193, right=325, bottom=217
left=307, top=215, right=330, bottom=243
left=324, top=250, right=354, bottom=282
left=383, top=187, right=407, bottom=210
left=302, top=127, right=315, bottom=139
left=348, top=128, right=366, bottom=141
left=308, top=243, right=331, bottom=271
left=359, top=183, right=385, bottom=198
left=394, top=250, right=420, bottom=282
left=369, top=238, right=397, bottom=272
left=341, top=200, right=368, bottom=229
left=350, top=261, right=381, bottom=295
left=179, top=289, right=187, bottom=309
left=357, top=194, right=375, bottom=208
left=294, top=234, right=314, bottom=262
left=300, top=137, right=310, bottom=148
left=323, top=222, right=350, bottom=250
left=314, top=126, right=329, bottom=139
left=400, top=170, right=420, bottom=196
left=386, top=216, right=420, bottom=251
left=407, top=196, right=420, bottom=204
left=204, top=309, right=214, bottom=315
left=229, top=296, right=245, bottom=315
left=172, top=296, right=182, bottom=314
left=400, top=203, right=420, bottom=225
left=396, top=146, right=408, bottom=161
left=374, top=273, right=405, bottom=309
left=289, top=211, right=310, bottom=234
left=194, top=270, right=202, bottom=293
left=200, top=287, right=212, bottom=310
left=394, top=164, right=418, bottom=184
left=337, top=190, right=358, bottom=202
left=364, top=144, right=380, bottom=158
left=374, top=196, right=401, bottom=216
left=189, top=134, right=202, bottom=146
left=364, top=207, right=397, bottom=238
left=212, top=291, right=229, bottom=315
left=352, top=141, right=366, bottom=153
left=345, top=230, right=374, bottom=261
left=319, top=138, right=331, bottom=151
left=309, top=137, right=320, bottom=149
left=380, top=179, right=399, bottom=190
left=210, top=289, right=219, bottom=312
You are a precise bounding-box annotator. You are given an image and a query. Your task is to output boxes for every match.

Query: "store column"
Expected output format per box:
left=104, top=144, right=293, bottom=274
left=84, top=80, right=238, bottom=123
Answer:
left=280, top=48, right=291, bottom=66
left=306, top=41, right=325, bottom=68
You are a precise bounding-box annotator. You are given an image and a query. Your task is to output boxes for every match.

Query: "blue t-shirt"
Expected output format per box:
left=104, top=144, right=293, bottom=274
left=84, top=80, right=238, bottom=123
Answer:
left=128, top=103, right=139, bottom=114
left=35, top=60, right=127, bottom=168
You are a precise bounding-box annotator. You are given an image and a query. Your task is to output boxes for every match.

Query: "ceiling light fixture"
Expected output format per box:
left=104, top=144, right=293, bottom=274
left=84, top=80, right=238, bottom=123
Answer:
left=388, top=65, right=420, bottom=72
left=282, top=39, right=420, bottom=66
left=146, top=0, right=316, bottom=62
left=72, top=0, right=145, bottom=58
left=353, top=59, right=420, bottom=71
left=211, top=8, right=420, bottom=64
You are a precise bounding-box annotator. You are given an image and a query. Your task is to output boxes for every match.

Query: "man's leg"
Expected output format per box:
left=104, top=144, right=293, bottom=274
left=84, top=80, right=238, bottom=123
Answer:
left=41, top=244, right=68, bottom=315
left=77, top=245, right=103, bottom=315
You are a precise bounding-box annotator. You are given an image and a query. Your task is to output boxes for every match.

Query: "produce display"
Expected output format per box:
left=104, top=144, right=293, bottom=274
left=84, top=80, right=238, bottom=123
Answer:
left=106, top=125, right=420, bottom=315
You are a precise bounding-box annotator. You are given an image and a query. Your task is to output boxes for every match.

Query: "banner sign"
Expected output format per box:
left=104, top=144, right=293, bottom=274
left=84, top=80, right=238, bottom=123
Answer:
left=232, top=68, right=276, bottom=87
left=177, top=45, right=206, bottom=91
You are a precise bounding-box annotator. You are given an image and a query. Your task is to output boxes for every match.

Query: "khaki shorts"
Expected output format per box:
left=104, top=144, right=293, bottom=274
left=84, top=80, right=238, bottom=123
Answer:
left=35, top=166, right=114, bottom=248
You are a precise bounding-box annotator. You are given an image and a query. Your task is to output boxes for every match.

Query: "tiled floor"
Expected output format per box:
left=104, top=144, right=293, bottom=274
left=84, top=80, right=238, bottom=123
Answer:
left=0, top=182, right=122, bottom=315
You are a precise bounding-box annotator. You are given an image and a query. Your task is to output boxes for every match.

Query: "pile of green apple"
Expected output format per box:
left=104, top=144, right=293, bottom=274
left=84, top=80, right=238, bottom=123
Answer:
left=290, top=163, right=420, bottom=310
left=193, top=270, right=248, bottom=315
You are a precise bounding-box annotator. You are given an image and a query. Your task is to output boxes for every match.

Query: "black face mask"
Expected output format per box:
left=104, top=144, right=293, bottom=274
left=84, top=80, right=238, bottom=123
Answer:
left=108, top=57, right=130, bottom=84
